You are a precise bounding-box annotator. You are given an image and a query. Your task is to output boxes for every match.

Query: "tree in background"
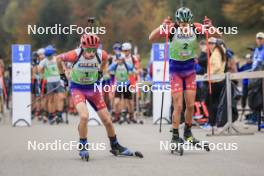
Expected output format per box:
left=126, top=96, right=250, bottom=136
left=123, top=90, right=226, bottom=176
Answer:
left=16, top=0, right=43, bottom=44
left=1, top=0, right=28, bottom=60
left=223, top=0, right=264, bottom=27
left=100, top=0, right=169, bottom=52
left=69, top=0, right=97, bottom=48
left=0, top=0, right=263, bottom=63
left=32, top=0, right=72, bottom=49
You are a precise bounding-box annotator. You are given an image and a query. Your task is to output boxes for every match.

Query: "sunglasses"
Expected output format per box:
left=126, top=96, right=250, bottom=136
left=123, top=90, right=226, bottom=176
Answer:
left=84, top=48, right=97, bottom=53
left=208, top=42, right=216, bottom=45
left=257, top=37, right=263, bottom=40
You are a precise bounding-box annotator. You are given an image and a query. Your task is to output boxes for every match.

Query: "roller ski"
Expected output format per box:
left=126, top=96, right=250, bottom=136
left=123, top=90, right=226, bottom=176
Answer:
left=110, top=140, right=143, bottom=158
left=170, top=128, right=184, bottom=155
left=78, top=140, right=89, bottom=161
left=79, top=150, right=89, bottom=161
left=170, top=135, right=184, bottom=156
left=184, top=126, right=210, bottom=152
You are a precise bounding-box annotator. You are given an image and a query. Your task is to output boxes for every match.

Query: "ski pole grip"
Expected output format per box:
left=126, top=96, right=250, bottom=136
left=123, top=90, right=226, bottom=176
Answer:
left=203, top=16, right=212, bottom=26
left=203, top=16, right=208, bottom=24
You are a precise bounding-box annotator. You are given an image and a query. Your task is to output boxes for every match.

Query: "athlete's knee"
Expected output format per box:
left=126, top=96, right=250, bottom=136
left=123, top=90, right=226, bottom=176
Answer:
left=114, top=99, right=120, bottom=107
left=174, top=104, right=183, bottom=113
left=114, top=98, right=120, bottom=103
left=185, top=103, right=194, bottom=112
left=100, top=111, right=113, bottom=127
left=79, top=117, right=88, bottom=125
left=102, top=117, right=112, bottom=127
left=79, top=112, right=88, bottom=123
left=47, top=94, right=52, bottom=100
left=58, top=93, right=66, bottom=99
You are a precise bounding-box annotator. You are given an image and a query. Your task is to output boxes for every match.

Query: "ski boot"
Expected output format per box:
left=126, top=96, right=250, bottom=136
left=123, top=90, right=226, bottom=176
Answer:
left=110, top=140, right=143, bottom=158
left=184, top=126, right=210, bottom=152
left=170, top=135, right=184, bottom=156
left=79, top=140, right=89, bottom=161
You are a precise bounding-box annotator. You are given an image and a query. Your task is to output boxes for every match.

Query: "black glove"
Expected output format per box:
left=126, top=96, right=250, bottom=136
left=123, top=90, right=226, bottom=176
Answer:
left=60, top=73, right=68, bottom=88
left=98, top=71, right=103, bottom=81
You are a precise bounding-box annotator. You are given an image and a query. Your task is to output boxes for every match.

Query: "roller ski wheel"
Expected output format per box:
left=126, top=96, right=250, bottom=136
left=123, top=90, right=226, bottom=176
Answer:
left=79, top=150, right=89, bottom=161
left=170, top=137, right=184, bottom=156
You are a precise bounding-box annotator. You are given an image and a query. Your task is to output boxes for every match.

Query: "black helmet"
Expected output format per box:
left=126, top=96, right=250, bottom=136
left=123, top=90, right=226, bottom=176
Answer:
left=175, top=7, right=193, bottom=23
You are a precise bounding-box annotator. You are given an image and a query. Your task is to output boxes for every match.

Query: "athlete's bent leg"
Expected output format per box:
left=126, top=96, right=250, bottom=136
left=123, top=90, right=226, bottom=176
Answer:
left=47, top=94, right=56, bottom=122
left=56, top=92, right=65, bottom=112
left=170, top=73, right=184, bottom=142
left=76, top=102, right=89, bottom=138
left=172, top=92, right=183, bottom=129
left=97, top=107, right=132, bottom=155
left=113, top=97, right=121, bottom=122
left=182, top=72, right=199, bottom=142
left=56, top=91, right=66, bottom=122
left=183, top=91, right=200, bottom=143
left=97, top=108, right=115, bottom=137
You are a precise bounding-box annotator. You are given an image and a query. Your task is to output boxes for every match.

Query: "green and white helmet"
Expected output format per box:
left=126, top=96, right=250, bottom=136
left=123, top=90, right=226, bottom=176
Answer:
left=175, top=7, right=193, bottom=23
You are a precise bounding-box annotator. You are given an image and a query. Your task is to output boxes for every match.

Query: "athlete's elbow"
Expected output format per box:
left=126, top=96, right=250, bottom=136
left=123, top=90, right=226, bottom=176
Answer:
left=149, top=34, right=154, bottom=42
left=149, top=32, right=157, bottom=42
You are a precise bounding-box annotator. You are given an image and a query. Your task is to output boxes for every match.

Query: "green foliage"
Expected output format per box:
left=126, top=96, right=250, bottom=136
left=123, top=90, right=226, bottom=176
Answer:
left=33, top=0, right=72, bottom=49
left=223, top=0, right=264, bottom=27
left=1, top=1, right=20, bottom=34
left=0, top=0, right=262, bottom=63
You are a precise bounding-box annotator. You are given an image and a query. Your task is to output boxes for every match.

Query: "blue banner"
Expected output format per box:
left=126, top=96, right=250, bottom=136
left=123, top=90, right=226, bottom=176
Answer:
left=12, top=45, right=31, bottom=63
left=13, top=83, right=31, bottom=92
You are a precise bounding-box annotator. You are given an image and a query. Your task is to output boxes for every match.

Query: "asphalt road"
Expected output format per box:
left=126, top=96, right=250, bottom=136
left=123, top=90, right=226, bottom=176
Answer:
left=0, top=115, right=263, bottom=176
